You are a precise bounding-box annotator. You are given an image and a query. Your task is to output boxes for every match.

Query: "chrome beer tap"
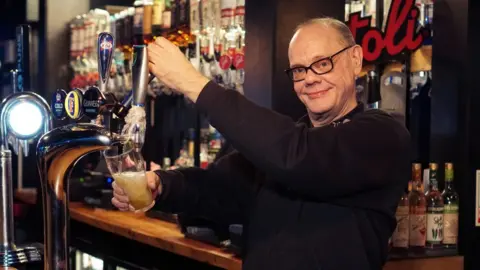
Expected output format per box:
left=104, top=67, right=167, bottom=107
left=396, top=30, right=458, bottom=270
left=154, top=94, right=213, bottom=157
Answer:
left=0, top=91, right=52, bottom=266
left=123, top=44, right=150, bottom=151
left=35, top=35, right=152, bottom=270
left=36, top=124, right=125, bottom=270
left=0, top=24, right=51, bottom=267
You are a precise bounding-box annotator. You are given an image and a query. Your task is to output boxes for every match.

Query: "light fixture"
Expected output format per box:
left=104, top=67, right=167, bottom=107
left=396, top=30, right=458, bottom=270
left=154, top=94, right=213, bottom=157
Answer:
left=6, top=101, right=44, bottom=139
left=1, top=92, right=52, bottom=153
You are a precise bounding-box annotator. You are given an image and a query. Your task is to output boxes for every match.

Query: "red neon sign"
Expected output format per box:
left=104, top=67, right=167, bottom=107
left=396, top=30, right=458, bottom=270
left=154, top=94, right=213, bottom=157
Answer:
left=347, top=0, right=426, bottom=63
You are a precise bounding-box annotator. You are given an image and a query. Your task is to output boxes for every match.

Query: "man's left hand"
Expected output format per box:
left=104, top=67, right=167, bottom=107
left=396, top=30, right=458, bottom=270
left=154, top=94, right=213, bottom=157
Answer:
left=147, top=37, right=210, bottom=102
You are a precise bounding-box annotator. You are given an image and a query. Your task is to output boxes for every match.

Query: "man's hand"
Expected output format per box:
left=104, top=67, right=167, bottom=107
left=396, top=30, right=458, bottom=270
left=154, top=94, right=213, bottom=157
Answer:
left=147, top=37, right=210, bottom=102
left=111, top=169, right=162, bottom=212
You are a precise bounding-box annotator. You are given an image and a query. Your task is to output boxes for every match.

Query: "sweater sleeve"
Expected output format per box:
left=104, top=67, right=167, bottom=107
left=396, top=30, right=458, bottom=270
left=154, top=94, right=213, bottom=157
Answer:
left=154, top=150, right=256, bottom=225
left=195, top=81, right=411, bottom=200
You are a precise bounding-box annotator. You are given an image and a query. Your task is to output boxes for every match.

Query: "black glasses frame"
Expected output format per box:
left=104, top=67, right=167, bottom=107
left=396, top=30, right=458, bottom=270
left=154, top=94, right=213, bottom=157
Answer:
left=285, top=46, right=353, bottom=82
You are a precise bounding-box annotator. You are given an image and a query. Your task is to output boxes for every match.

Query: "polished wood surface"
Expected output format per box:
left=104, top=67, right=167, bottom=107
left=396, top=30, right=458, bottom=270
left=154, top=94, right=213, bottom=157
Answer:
left=69, top=203, right=242, bottom=270
left=384, top=256, right=463, bottom=270
left=14, top=192, right=463, bottom=270
left=69, top=203, right=463, bottom=270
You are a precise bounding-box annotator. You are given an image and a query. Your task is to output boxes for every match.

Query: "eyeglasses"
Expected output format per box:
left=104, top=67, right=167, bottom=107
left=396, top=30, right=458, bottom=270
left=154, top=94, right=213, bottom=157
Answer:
left=285, top=46, right=353, bottom=82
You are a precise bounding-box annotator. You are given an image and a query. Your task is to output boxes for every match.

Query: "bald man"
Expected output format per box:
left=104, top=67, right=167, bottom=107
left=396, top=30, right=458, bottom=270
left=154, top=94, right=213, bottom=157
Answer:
left=112, top=18, right=411, bottom=270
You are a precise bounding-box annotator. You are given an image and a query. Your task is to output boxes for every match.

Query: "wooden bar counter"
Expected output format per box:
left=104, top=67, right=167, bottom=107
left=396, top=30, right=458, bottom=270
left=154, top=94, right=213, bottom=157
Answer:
left=69, top=202, right=242, bottom=270
left=68, top=203, right=463, bottom=270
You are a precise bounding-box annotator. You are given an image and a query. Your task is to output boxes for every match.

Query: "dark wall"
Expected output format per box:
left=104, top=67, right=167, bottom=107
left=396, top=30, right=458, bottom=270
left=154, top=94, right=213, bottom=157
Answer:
left=463, top=0, right=480, bottom=268
left=243, top=0, right=275, bottom=109
left=427, top=0, right=470, bottom=257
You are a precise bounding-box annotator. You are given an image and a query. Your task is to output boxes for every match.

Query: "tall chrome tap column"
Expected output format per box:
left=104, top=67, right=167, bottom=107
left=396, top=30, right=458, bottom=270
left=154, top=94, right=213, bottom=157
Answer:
left=36, top=124, right=124, bottom=270
left=0, top=91, right=52, bottom=265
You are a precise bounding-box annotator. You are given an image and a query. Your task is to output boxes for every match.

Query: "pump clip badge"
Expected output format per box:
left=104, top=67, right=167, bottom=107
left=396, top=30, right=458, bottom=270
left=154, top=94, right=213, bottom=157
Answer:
left=64, top=89, right=82, bottom=120
left=51, top=89, right=67, bottom=120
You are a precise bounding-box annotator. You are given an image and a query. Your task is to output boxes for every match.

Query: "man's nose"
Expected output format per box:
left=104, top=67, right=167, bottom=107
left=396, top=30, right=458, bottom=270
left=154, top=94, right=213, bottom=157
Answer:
left=304, top=69, right=322, bottom=85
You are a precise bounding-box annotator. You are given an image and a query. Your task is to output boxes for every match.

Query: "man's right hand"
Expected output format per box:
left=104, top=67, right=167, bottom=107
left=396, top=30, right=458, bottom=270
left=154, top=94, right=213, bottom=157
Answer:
left=111, top=164, right=162, bottom=211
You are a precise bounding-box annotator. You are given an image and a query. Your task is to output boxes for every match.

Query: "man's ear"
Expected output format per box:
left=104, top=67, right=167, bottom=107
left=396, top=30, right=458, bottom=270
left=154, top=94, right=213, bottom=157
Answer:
left=351, top=45, right=363, bottom=76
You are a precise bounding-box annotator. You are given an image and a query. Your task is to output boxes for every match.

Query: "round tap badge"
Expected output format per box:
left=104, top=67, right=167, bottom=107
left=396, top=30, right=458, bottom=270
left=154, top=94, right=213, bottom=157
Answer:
left=51, top=89, right=67, bottom=120
left=64, top=89, right=83, bottom=120
left=83, top=86, right=105, bottom=119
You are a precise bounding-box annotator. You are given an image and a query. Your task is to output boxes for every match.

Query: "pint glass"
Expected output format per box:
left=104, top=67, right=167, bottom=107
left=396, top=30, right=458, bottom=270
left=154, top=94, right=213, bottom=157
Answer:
left=104, top=142, right=154, bottom=212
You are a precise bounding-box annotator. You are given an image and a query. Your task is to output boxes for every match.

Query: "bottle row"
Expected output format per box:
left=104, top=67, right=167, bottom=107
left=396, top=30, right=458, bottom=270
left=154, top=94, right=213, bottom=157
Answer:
left=68, top=0, right=246, bottom=98
left=390, top=162, right=459, bottom=255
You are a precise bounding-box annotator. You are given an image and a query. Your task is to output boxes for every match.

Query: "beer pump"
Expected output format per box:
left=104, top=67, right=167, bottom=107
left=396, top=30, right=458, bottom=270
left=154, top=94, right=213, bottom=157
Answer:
left=37, top=32, right=151, bottom=270
left=81, top=32, right=151, bottom=151
left=0, top=24, right=51, bottom=267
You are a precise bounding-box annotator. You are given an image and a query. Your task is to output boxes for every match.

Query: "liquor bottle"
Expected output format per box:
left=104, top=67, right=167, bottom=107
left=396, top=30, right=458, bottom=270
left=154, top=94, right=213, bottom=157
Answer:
left=163, top=157, right=171, bottom=170
left=189, top=0, right=201, bottom=69
left=175, top=0, right=190, bottom=52
left=425, top=163, right=444, bottom=248
left=143, top=0, right=154, bottom=44
left=442, top=162, right=459, bottom=248
left=133, top=1, right=145, bottom=40
left=162, top=0, right=174, bottom=32
left=152, top=0, right=165, bottom=37
left=177, top=0, right=189, bottom=31
left=188, top=128, right=195, bottom=166
left=391, top=187, right=409, bottom=254
left=133, top=0, right=154, bottom=45
left=408, top=163, right=427, bottom=253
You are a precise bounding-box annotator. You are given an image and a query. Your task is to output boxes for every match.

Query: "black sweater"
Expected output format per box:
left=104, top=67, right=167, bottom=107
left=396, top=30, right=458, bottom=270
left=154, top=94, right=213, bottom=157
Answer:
left=154, top=81, right=411, bottom=270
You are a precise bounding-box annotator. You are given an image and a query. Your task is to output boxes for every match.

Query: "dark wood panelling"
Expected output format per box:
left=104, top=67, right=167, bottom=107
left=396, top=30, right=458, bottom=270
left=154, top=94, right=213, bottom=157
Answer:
left=463, top=0, right=480, bottom=269
left=428, top=0, right=469, bottom=258
left=243, top=0, right=275, bottom=109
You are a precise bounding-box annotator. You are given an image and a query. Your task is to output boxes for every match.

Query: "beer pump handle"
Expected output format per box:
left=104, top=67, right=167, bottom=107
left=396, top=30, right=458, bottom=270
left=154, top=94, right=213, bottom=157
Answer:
left=119, top=74, right=155, bottom=108
left=97, top=32, right=115, bottom=93
left=131, top=45, right=150, bottom=107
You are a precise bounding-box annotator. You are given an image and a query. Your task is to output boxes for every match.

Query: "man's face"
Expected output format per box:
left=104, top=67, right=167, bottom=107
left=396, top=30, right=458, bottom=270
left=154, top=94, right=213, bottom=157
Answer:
left=288, top=24, right=363, bottom=116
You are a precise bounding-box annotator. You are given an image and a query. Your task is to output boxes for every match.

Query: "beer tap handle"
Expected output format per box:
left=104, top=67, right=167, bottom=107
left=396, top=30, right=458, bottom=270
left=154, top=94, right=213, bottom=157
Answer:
left=131, top=45, right=149, bottom=107
left=97, top=32, right=115, bottom=93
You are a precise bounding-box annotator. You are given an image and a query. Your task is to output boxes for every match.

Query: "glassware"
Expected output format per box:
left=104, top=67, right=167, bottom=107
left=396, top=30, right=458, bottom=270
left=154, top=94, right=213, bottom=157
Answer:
left=103, top=141, right=154, bottom=212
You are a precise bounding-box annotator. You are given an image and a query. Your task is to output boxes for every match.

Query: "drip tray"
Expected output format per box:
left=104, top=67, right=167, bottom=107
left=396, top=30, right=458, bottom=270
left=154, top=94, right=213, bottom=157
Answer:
left=0, top=243, right=43, bottom=266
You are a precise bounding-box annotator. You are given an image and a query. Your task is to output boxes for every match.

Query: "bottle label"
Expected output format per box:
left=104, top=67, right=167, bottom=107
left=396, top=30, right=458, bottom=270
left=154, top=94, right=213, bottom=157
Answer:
left=409, top=209, right=426, bottom=246
left=444, top=204, right=459, bottom=213
left=234, top=4, right=245, bottom=26
left=392, top=206, right=409, bottom=248
left=78, top=26, right=85, bottom=54
left=70, top=26, right=78, bottom=57
left=202, top=0, right=211, bottom=28
left=163, top=11, right=172, bottom=29
left=444, top=204, right=459, bottom=244
left=190, top=0, right=200, bottom=32
left=152, top=2, right=164, bottom=26
left=220, top=0, right=235, bottom=27
left=143, top=5, right=153, bottom=35
left=426, top=206, right=444, bottom=243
